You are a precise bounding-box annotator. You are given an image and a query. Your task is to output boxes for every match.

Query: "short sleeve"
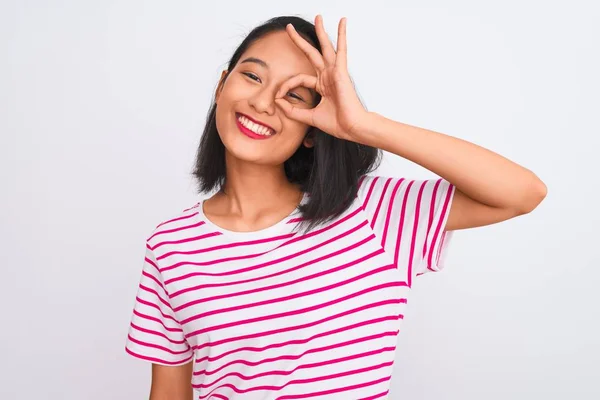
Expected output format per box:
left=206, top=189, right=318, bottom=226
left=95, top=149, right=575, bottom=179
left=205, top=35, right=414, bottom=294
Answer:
left=125, top=242, right=194, bottom=365
left=357, top=174, right=456, bottom=281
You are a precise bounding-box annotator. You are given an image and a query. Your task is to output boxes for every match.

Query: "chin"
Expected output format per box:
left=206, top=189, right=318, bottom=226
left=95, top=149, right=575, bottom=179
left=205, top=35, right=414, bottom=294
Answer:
left=216, top=119, right=300, bottom=166
left=220, top=135, right=273, bottom=164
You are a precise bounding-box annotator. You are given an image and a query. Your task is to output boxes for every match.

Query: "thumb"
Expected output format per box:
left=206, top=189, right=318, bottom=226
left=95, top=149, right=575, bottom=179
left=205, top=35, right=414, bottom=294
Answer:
left=275, top=98, right=313, bottom=126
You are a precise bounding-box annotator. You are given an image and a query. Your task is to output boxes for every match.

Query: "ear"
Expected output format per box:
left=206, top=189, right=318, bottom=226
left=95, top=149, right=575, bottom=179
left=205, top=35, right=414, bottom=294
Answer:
left=215, top=70, right=228, bottom=102
left=303, top=130, right=315, bottom=148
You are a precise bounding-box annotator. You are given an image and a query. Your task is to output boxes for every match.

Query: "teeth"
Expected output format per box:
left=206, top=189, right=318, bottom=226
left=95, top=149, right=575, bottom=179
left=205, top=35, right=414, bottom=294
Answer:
left=238, top=115, right=273, bottom=136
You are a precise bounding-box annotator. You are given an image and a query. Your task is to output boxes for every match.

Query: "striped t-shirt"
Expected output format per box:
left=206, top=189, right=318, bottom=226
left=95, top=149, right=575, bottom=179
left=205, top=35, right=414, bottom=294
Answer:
left=125, top=174, right=456, bottom=399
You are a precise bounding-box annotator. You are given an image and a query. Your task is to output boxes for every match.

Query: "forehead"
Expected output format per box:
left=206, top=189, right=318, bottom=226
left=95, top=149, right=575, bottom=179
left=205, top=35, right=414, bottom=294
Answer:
left=237, top=30, right=318, bottom=78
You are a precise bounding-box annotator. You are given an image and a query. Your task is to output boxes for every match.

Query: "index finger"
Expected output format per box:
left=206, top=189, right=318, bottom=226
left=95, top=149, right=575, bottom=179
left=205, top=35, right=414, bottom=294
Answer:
left=275, top=73, right=318, bottom=100
left=335, top=17, right=348, bottom=71
left=286, top=23, right=325, bottom=72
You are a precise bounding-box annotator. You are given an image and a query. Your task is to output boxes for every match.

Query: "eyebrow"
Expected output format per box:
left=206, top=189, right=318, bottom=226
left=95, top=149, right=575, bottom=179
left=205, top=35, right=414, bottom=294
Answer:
left=239, top=56, right=318, bottom=103
left=240, top=57, right=269, bottom=69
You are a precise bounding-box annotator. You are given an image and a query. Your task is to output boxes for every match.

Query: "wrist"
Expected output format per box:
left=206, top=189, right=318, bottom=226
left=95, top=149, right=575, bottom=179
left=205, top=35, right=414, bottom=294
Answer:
left=350, top=111, right=384, bottom=147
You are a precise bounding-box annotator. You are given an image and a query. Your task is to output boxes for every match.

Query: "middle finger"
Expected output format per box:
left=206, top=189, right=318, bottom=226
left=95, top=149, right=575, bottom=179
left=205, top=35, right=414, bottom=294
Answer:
left=315, top=15, right=336, bottom=66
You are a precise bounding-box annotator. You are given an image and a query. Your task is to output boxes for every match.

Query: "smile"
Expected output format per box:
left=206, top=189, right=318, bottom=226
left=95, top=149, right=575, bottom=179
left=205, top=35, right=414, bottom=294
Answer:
left=235, top=113, right=276, bottom=139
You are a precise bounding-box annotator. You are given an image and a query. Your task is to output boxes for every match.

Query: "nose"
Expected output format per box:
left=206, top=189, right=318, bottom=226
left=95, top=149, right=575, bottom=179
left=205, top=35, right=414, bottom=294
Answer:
left=248, top=86, right=276, bottom=116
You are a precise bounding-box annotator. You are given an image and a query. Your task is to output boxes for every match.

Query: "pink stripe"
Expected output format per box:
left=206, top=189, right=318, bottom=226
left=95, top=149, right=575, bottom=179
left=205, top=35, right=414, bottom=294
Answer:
left=142, top=270, right=164, bottom=292
left=130, top=322, right=187, bottom=344
left=125, top=346, right=192, bottom=366
left=133, top=309, right=182, bottom=333
left=191, top=298, right=406, bottom=348
left=183, top=203, right=200, bottom=212
left=382, top=178, right=405, bottom=260
left=405, top=180, right=422, bottom=288
left=179, top=263, right=396, bottom=325
left=194, top=315, right=401, bottom=366
left=134, top=297, right=179, bottom=325
left=275, top=374, right=392, bottom=400
left=185, top=282, right=404, bottom=336
left=393, top=180, right=413, bottom=284
left=155, top=211, right=198, bottom=229
left=162, top=251, right=261, bottom=275
left=157, top=231, right=296, bottom=262
left=149, top=220, right=206, bottom=242
left=360, top=390, right=390, bottom=400
left=170, top=235, right=379, bottom=299
left=197, top=365, right=392, bottom=399
left=127, top=333, right=191, bottom=355
left=139, top=283, right=172, bottom=310
left=361, top=176, right=378, bottom=211
left=370, top=178, right=392, bottom=230
left=163, top=210, right=366, bottom=281
left=159, top=207, right=364, bottom=271
left=195, top=331, right=398, bottom=379
left=427, top=182, right=453, bottom=271
left=176, top=243, right=381, bottom=312
left=208, top=394, right=228, bottom=400
left=144, top=255, right=159, bottom=271
left=196, top=346, right=397, bottom=390
left=150, top=231, right=221, bottom=251
left=422, top=179, right=441, bottom=261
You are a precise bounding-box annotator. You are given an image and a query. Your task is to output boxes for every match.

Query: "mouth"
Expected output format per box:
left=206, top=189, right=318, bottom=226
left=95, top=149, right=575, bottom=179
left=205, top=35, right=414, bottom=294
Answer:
left=235, top=112, right=276, bottom=140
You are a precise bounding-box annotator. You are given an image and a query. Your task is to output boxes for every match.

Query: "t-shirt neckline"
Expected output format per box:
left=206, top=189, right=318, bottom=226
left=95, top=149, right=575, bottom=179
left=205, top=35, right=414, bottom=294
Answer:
left=197, top=192, right=308, bottom=239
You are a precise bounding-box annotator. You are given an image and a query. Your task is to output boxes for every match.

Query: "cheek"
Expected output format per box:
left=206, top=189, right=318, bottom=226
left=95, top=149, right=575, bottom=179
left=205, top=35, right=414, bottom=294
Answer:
left=278, top=122, right=309, bottom=147
left=214, top=104, right=229, bottom=141
left=214, top=91, right=310, bottom=161
left=280, top=116, right=311, bottom=139
left=272, top=128, right=312, bottom=161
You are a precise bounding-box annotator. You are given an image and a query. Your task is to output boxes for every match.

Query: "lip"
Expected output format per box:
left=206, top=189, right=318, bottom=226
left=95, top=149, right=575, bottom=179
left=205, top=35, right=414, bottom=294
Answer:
left=235, top=113, right=275, bottom=140
left=236, top=112, right=276, bottom=133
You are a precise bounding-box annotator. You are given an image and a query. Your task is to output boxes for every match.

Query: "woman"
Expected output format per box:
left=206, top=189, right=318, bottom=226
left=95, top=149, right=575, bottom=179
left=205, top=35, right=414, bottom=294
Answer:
left=125, top=15, right=547, bottom=399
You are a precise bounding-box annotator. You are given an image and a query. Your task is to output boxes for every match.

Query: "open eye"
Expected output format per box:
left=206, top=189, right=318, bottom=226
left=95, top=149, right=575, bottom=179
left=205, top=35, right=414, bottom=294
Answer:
left=287, top=92, right=304, bottom=101
left=242, top=72, right=305, bottom=102
left=242, top=72, right=261, bottom=82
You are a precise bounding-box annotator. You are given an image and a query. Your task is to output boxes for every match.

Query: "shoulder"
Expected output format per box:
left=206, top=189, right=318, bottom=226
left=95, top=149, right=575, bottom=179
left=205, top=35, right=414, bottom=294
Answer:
left=356, top=174, right=405, bottom=201
left=145, top=201, right=203, bottom=248
left=357, top=174, right=453, bottom=211
left=358, top=174, right=450, bottom=194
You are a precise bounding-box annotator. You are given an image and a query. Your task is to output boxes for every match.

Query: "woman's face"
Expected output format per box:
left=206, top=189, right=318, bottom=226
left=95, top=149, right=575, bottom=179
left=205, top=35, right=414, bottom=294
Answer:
left=214, top=30, right=318, bottom=166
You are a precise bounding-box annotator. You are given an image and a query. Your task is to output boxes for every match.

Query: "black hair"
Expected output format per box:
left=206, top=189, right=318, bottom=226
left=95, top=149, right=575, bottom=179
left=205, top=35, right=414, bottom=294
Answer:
left=192, top=15, right=382, bottom=234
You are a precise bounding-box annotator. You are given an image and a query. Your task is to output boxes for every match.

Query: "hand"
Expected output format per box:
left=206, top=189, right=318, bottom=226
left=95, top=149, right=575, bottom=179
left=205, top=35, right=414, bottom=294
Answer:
left=274, top=15, right=369, bottom=142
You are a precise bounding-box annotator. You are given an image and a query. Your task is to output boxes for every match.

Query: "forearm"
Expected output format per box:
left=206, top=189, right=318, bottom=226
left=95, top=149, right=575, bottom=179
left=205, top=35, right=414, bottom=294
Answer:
left=353, top=111, right=547, bottom=213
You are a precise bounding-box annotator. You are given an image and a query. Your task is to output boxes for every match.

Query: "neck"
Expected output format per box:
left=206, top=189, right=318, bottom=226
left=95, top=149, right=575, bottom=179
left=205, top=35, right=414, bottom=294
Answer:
left=219, top=154, right=303, bottom=216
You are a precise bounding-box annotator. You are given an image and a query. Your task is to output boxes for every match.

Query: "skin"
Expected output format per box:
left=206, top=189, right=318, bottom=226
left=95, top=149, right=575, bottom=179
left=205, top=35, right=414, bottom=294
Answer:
left=205, top=29, right=320, bottom=232
left=150, top=362, right=192, bottom=399
left=272, top=15, right=547, bottom=230
left=150, top=28, right=321, bottom=400
left=150, top=14, right=547, bottom=398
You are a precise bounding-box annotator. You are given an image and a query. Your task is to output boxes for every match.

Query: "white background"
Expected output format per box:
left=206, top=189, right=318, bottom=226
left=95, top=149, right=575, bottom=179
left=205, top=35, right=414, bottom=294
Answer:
left=1, top=0, right=598, bottom=399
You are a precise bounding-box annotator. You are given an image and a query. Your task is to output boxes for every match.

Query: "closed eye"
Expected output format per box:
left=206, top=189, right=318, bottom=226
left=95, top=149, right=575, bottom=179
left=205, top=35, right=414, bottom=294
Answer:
left=241, top=72, right=305, bottom=102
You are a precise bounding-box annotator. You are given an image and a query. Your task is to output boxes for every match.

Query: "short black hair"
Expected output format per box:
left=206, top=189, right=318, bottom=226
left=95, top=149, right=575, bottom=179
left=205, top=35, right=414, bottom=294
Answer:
left=192, top=15, right=382, bottom=234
